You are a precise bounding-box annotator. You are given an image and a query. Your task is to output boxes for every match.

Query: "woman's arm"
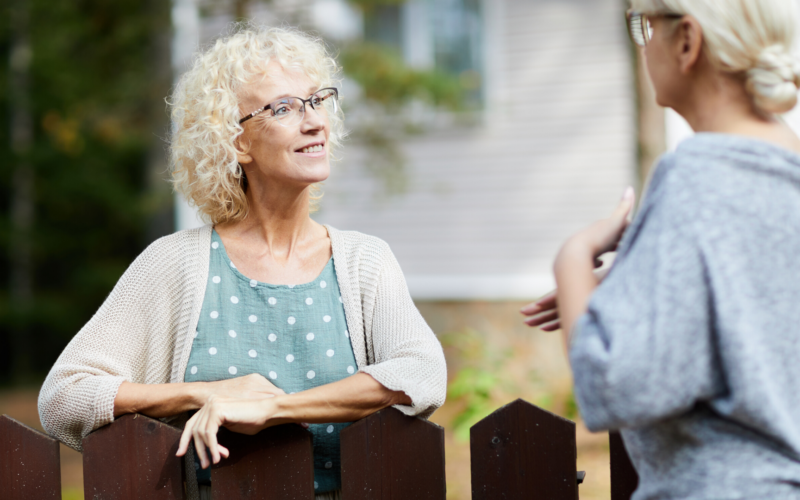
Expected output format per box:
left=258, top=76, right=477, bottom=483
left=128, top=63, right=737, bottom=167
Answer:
left=113, top=373, right=286, bottom=418
left=176, top=372, right=410, bottom=468
left=554, top=187, right=635, bottom=352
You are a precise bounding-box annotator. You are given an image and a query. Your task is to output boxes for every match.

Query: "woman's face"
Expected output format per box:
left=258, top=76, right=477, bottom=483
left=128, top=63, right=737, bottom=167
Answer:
left=644, top=17, right=684, bottom=109
left=237, top=60, right=331, bottom=191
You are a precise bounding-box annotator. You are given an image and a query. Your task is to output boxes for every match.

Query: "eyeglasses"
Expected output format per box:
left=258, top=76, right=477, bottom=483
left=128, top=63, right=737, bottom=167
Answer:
left=239, top=87, right=339, bottom=126
left=626, top=10, right=684, bottom=47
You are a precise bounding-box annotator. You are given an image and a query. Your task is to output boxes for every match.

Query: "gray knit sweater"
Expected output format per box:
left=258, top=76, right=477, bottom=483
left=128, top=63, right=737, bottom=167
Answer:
left=571, top=133, right=800, bottom=499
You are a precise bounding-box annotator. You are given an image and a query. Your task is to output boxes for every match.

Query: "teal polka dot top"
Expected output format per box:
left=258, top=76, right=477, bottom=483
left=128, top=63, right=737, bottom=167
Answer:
left=184, top=229, right=358, bottom=494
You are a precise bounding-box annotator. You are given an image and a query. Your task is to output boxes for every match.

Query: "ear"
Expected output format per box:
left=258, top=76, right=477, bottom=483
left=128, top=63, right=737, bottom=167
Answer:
left=235, top=135, right=254, bottom=165
left=676, top=16, right=704, bottom=74
left=237, top=150, right=253, bottom=165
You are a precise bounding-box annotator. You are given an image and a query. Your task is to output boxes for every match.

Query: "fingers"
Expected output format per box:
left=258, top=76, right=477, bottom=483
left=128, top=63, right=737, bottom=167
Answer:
left=177, top=411, right=200, bottom=457
left=611, top=187, right=636, bottom=226
left=520, top=290, right=557, bottom=316
left=539, top=320, right=561, bottom=332
left=524, top=310, right=559, bottom=327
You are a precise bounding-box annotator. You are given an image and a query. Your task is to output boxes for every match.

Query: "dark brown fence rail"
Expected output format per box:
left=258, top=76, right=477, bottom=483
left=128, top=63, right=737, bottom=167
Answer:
left=470, top=399, right=578, bottom=500
left=0, top=415, right=62, bottom=500
left=1, top=400, right=639, bottom=499
left=610, top=431, right=639, bottom=500
left=82, top=413, right=185, bottom=499
left=341, top=407, right=446, bottom=500
left=212, top=424, right=314, bottom=500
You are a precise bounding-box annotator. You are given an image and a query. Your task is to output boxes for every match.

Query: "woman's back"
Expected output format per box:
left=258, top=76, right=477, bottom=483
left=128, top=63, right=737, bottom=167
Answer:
left=571, top=133, right=800, bottom=499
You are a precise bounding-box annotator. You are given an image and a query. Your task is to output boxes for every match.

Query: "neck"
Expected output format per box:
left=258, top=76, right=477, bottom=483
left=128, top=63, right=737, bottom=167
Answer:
left=217, top=178, right=320, bottom=261
left=672, top=71, right=779, bottom=137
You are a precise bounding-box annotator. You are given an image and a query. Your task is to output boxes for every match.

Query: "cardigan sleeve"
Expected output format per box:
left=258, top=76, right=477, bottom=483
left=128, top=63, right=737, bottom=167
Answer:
left=38, top=235, right=192, bottom=451
left=359, top=242, right=447, bottom=419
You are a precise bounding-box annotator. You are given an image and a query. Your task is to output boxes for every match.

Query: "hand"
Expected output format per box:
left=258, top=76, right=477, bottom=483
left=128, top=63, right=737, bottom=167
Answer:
left=559, top=187, right=635, bottom=264
left=521, top=268, right=612, bottom=331
left=176, top=395, right=279, bottom=469
left=202, top=373, right=285, bottom=404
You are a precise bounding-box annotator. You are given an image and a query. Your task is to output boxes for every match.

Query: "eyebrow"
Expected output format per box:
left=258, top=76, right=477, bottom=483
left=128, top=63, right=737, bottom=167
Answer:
left=264, top=86, right=322, bottom=103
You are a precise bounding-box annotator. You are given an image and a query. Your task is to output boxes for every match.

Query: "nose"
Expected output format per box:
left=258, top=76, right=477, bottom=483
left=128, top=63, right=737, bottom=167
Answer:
left=299, top=102, right=326, bottom=133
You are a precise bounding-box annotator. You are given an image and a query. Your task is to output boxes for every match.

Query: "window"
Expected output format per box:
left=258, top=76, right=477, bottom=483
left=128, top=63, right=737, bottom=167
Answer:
left=364, top=0, right=483, bottom=104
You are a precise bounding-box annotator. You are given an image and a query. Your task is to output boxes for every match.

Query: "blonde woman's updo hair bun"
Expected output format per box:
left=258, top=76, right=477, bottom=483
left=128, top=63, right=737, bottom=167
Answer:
left=747, top=44, right=800, bottom=114
left=631, top=0, right=800, bottom=115
left=168, top=24, right=343, bottom=225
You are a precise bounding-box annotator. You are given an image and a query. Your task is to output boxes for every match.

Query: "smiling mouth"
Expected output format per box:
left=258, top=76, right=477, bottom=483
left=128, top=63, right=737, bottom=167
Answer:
left=297, top=144, right=324, bottom=154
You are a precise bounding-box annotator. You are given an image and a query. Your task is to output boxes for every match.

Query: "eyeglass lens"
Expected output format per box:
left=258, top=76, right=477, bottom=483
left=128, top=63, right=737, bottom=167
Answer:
left=628, top=13, right=652, bottom=47
left=269, top=89, right=338, bottom=126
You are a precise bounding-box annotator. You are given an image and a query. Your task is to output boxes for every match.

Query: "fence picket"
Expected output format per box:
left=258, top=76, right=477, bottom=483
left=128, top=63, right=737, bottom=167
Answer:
left=340, top=407, right=446, bottom=500
left=82, top=413, right=185, bottom=499
left=211, top=423, right=314, bottom=500
left=609, top=432, right=638, bottom=500
left=0, top=415, right=61, bottom=500
left=470, top=399, right=578, bottom=500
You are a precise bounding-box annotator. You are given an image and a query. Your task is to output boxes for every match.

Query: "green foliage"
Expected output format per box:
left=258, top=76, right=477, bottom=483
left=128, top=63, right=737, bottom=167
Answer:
left=340, top=42, right=464, bottom=111
left=441, top=329, right=512, bottom=441
left=0, top=0, right=169, bottom=383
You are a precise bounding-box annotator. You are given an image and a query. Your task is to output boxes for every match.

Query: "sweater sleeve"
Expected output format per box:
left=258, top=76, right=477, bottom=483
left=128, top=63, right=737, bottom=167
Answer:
left=359, top=243, right=447, bottom=419
left=569, top=181, right=726, bottom=432
left=38, top=237, right=187, bottom=451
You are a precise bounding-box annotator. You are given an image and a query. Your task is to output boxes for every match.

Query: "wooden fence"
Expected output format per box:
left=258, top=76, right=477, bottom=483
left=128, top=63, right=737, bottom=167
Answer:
left=0, top=398, right=638, bottom=499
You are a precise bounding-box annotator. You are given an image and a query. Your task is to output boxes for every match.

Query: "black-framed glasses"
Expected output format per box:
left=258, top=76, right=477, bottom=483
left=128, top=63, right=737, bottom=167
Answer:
left=626, top=10, right=684, bottom=47
left=239, top=87, right=339, bottom=126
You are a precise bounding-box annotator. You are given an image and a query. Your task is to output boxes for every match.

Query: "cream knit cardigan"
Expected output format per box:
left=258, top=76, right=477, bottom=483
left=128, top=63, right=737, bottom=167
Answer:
left=38, top=224, right=447, bottom=460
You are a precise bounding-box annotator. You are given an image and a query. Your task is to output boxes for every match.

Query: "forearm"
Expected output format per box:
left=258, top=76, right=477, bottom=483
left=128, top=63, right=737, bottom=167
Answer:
left=270, top=373, right=412, bottom=425
left=554, top=239, right=601, bottom=354
left=114, top=381, right=210, bottom=418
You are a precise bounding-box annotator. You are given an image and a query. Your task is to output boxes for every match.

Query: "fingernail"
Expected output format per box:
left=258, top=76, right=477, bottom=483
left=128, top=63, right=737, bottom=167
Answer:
left=622, top=186, right=634, bottom=201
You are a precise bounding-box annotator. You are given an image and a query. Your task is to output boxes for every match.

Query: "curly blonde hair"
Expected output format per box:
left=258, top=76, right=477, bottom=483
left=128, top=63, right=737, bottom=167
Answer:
left=169, top=24, right=344, bottom=224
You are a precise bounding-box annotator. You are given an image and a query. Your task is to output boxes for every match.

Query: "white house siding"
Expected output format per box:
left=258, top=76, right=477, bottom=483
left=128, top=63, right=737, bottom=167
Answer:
left=317, top=0, right=636, bottom=299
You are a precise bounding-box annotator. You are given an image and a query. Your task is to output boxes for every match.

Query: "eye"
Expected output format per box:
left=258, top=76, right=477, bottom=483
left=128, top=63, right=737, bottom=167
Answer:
left=273, top=105, right=291, bottom=116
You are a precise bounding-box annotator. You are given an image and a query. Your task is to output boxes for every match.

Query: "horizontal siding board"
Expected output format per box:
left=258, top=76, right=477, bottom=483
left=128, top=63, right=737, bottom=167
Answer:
left=318, top=0, right=635, bottom=298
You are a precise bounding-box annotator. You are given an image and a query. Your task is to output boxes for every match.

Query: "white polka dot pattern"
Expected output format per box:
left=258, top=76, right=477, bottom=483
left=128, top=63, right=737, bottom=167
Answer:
left=230, top=296, right=238, bottom=304
left=268, top=333, right=277, bottom=342
left=286, top=354, right=295, bottom=362
left=211, top=242, right=219, bottom=249
left=37, top=225, right=447, bottom=459
left=228, top=330, right=236, bottom=338
left=327, top=349, right=334, bottom=357
left=306, top=333, right=315, bottom=341
left=268, top=297, right=276, bottom=305
left=347, top=366, right=354, bottom=374
left=190, top=366, right=198, bottom=375
left=210, top=311, right=219, bottom=319
left=248, top=350, right=257, bottom=358
left=269, top=371, right=277, bottom=380
left=323, top=315, right=331, bottom=323
left=288, top=316, right=296, bottom=325
left=250, top=279, right=257, bottom=287
left=320, top=281, right=327, bottom=288
left=228, top=366, right=237, bottom=375
left=305, top=297, right=313, bottom=305
left=209, top=347, right=217, bottom=355
left=307, top=370, right=315, bottom=379
left=212, top=276, right=221, bottom=284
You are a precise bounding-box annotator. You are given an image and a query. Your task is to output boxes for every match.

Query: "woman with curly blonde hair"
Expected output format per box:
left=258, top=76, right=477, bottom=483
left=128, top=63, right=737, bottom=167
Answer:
left=38, top=25, right=446, bottom=500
